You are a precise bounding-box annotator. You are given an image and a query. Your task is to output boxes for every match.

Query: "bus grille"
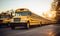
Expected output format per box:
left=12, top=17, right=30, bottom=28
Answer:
left=14, top=18, right=20, bottom=22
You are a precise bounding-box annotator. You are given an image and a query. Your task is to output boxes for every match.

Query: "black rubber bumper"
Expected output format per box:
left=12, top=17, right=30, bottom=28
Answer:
left=9, top=22, right=27, bottom=26
left=0, top=23, right=9, bottom=26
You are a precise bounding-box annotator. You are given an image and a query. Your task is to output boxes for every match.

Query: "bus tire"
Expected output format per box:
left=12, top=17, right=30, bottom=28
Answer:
left=39, top=24, right=41, bottom=27
left=6, top=24, right=10, bottom=27
left=39, top=22, right=42, bottom=26
left=10, top=24, right=15, bottom=30
left=26, top=22, right=30, bottom=29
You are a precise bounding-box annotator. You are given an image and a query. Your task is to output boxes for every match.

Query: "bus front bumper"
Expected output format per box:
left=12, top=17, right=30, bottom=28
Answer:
left=0, top=22, right=9, bottom=26
left=9, top=22, right=27, bottom=26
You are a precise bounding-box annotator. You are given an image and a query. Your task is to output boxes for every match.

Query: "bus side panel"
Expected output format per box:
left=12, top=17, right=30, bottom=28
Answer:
left=29, top=13, right=40, bottom=25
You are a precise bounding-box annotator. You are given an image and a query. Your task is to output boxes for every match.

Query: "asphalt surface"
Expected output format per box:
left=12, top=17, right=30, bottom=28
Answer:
left=0, top=24, right=60, bottom=36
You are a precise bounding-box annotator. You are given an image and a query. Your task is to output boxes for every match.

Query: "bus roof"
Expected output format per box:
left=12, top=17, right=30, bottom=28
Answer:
left=15, top=8, right=30, bottom=12
left=0, top=12, right=10, bottom=15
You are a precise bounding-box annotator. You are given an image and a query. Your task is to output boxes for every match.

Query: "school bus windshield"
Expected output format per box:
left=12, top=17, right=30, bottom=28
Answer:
left=15, top=12, right=29, bottom=16
left=1, top=15, right=10, bottom=18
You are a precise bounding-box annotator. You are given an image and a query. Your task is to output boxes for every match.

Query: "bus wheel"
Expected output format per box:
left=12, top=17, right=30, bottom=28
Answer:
left=6, top=24, right=10, bottom=27
left=26, top=22, right=30, bottom=29
left=39, top=22, right=42, bottom=26
left=39, top=24, right=41, bottom=27
left=40, top=24, right=41, bottom=26
left=10, top=24, right=15, bottom=30
left=6, top=24, right=9, bottom=27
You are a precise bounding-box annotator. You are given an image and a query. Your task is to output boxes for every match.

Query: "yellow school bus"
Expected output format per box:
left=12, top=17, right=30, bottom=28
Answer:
left=0, top=12, right=12, bottom=27
left=9, top=8, right=42, bottom=29
left=9, top=8, right=56, bottom=29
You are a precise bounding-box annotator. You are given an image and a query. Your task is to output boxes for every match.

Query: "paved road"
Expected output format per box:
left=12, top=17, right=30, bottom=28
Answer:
left=0, top=24, right=60, bottom=36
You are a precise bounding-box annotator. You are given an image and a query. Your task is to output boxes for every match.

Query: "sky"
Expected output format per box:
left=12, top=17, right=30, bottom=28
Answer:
left=0, top=0, right=53, bottom=15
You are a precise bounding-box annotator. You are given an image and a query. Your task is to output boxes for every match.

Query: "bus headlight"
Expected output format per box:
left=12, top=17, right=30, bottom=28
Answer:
left=21, top=20, right=27, bottom=22
left=9, top=19, right=13, bottom=22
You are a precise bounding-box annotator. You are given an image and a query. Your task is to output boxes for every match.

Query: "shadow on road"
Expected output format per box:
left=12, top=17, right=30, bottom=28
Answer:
left=0, top=24, right=50, bottom=30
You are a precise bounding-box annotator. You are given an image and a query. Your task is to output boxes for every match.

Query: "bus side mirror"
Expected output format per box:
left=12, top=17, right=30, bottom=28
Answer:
left=29, top=12, right=31, bottom=16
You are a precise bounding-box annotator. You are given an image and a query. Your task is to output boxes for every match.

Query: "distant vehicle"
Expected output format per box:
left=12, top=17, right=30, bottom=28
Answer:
left=9, top=8, right=55, bottom=29
left=0, top=12, right=13, bottom=27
